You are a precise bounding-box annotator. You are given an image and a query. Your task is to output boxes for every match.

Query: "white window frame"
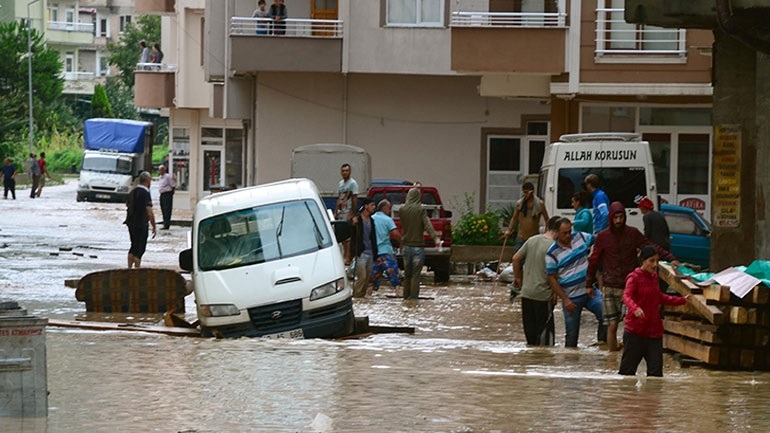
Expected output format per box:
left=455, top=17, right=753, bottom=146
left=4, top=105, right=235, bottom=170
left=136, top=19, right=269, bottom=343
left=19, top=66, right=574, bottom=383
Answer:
left=97, top=15, right=109, bottom=37
left=119, top=15, right=132, bottom=33
left=48, top=5, right=58, bottom=22
left=65, top=53, right=74, bottom=73
left=385, top=0, right=445, bottom=28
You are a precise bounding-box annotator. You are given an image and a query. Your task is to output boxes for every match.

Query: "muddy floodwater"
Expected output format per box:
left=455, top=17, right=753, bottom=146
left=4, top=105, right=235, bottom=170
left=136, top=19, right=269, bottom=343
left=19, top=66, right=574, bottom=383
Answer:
left=2, top=180, right=770, bottom=432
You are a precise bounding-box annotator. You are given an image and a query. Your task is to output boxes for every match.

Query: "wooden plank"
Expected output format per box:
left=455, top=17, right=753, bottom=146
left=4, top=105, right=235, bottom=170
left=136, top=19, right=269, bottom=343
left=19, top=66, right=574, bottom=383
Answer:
left=702, top=284, right=731, bottom=303
left=663, top=333, right=723, bottom=365
left=659, top=263, right=724, bottom=324
left=663, top=319, right=723, bottom=344
left=662, top=315, right=720, bottom=332
left=749, top=285, right=770, bottom=305
left=47, top=319, right=201, bottom=337
left=729, top=306, right=749, bottom=325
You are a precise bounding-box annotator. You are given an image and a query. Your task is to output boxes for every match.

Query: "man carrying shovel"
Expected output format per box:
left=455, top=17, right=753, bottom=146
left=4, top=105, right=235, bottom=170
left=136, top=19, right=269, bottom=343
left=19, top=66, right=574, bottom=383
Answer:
left=503, top=182, right=549, bottom=301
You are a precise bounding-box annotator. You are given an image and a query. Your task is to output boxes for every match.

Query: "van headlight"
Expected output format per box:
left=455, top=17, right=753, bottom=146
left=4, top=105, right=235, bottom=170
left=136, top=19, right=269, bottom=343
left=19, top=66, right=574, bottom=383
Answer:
left=310, top=278, right=345, bottom=301
left=117, top=186, right=129, bottom=192
left=200, top=304, right=240, bottom=317
left=79, top=183, right=89, bottom=189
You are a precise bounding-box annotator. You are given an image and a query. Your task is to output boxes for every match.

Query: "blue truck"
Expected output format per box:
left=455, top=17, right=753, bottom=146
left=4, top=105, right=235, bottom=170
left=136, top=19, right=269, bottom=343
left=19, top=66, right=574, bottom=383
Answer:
left=76, top=119, right=154, bottom=203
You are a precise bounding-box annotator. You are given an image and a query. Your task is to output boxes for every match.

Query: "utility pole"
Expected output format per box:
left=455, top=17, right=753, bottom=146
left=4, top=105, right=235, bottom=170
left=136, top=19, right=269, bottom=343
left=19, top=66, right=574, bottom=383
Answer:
left=27, top=0, right=41, bottom=154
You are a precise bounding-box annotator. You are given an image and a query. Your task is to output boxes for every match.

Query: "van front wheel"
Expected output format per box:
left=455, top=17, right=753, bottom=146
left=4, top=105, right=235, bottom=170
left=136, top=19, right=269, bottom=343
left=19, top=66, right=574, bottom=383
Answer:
left=199, top=326, right=213, bottom=338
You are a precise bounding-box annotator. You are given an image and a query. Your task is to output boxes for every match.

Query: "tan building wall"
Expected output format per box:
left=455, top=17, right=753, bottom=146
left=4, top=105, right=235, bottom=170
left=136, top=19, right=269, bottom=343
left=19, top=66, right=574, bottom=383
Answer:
left=254, top=72, right=549, bottom=212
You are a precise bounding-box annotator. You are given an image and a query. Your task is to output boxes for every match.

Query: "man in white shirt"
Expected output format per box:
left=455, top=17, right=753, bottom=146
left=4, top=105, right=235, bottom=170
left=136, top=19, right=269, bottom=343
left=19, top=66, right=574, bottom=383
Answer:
left=335, top=163, right=358, bottom=265
left=157, top=164, right=176, bottom=230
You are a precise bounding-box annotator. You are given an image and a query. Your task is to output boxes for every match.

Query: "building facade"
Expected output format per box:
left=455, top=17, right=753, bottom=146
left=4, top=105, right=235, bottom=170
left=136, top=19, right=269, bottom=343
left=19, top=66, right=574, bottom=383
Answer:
left=136, top=0, right=714, bottom=219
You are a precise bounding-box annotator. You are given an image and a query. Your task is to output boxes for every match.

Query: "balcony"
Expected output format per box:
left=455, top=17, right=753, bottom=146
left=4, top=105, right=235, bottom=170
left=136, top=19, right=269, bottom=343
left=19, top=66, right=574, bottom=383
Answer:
left=595, top=6, right=686, bottom=60
left=46, top=21, right=95, bottom=45
left=450, top=11, right=567, bottom=74
left=228, top=17, right=343, bottom=73
left=134, top=63, right=176, bottom=108
left=135, top=0, right=175, bottom=15
left=61, top=71, right=95, bottom=95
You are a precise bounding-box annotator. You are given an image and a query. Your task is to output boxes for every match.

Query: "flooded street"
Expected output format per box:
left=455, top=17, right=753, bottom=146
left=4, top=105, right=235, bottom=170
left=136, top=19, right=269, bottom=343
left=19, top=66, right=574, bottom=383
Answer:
left=2, top=180, right=770, bottom=432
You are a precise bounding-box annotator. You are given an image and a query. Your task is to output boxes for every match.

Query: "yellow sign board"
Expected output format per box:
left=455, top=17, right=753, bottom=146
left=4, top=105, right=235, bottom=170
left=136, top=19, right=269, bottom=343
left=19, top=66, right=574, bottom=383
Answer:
left=713, top=125, right=741, bottom=228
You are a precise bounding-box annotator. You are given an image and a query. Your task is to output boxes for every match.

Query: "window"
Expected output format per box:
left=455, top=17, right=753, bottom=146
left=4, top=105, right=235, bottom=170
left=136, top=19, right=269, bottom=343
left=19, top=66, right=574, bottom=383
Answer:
left=581, top=106, right=635, bottom=133
left=171, top=128, right=190, bottom=192
left=97, top=16, right=109, bottom=37
left=65, top=53, right=74, bottom=73
left=197, top=200, right=334, bottom=271
left=596, top=0, right=683, bottom=56
left=119, top=15, right=132, bottom=32
left=645, top=134, right=671, bottom=195
left=225, top=129, right=244, bottom=188
left=639, top=108, right=712, bottom=126
left=48, top=6, right=59, bottom=22
left=665, top=213, right=700, bottom=236
left=65, top=8, right=75, bottom=23
left=677, top=134, right=710, bottom=195
left=556, top=167, right=647, bottom=210
left=386, top=0, right=443, bottom=27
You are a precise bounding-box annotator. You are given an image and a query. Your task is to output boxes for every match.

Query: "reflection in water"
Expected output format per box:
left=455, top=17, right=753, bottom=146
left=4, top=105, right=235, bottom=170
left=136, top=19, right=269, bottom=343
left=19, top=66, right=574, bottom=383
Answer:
left=3, top=182, right=770, bottom=432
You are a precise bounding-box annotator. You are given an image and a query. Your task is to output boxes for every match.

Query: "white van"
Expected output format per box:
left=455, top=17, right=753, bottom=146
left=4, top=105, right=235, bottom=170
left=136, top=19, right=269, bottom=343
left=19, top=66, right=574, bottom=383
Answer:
left=178, top=178, right=355, bottom=339
left=538, top=133, right=657, bottom=231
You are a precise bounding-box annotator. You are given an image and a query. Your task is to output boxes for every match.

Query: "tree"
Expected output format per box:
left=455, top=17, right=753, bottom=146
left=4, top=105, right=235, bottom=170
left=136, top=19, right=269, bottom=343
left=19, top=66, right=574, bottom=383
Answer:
left=91, top=84, right=114, bottom=118
left=106, top=15, right=161, bottom=88
left=0, top=21, right=64, bottom=152
left=104, top=77, right=139, bottom=120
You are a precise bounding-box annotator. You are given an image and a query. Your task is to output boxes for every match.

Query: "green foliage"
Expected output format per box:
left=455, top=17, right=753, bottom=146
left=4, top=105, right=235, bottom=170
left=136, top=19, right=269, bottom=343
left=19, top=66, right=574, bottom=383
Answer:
left=104, top=77, right=139, bottom=119
left=48, top=148, right=83, bottom=173
left=106, top=16, right=161, bottom=88
left=91, top=84, right=114, bottom=118
left=152, top=143, right=169, bottom=165
left=452, top=193, right=503, bottom=245
left=496, top=202, right=517, bottom=232
left=0, top=21, right=64, bottom=151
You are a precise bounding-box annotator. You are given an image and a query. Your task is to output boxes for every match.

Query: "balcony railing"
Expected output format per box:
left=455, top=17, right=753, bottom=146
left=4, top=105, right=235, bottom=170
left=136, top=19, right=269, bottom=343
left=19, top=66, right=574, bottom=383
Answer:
left=595, top=7, right=685, bottom=55
left=47, top=21, right=94, bottom=32
left=450, top=11, right=566, bottom=28
left=61, top=71, right=94, bottom=80
left=229, top=17, right=343, bottom=38
left=135, top=63, right=177, bottom=72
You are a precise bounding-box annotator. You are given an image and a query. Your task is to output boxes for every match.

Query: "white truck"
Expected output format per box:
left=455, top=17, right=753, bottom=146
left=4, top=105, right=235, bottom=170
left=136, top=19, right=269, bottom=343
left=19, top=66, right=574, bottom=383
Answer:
left=291, top=143, right=371, bottom=213
left=76, top=118, right=154, bottom=203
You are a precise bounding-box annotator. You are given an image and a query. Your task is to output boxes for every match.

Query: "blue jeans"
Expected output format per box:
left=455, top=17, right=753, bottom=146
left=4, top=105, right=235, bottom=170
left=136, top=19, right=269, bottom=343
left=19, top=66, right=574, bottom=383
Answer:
left=562, top=291, right=605, bottom=348
left=402, top=246, right=425, bottom=299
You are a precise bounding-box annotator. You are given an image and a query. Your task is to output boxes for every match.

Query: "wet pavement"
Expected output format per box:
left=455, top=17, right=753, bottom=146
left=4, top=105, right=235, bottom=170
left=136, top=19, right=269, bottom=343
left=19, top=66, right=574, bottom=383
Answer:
left=2, top=180, right=770, bottom=432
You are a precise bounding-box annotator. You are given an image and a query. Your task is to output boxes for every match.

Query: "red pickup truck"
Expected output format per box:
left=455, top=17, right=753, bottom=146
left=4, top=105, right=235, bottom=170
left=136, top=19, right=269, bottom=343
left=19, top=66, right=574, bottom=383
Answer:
left=367, top=186, right=452, bottom=283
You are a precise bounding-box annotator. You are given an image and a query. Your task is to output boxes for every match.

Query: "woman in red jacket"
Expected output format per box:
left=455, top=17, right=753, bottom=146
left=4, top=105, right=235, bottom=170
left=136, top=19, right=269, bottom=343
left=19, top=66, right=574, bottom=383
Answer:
left=619, top=245, right=690, bottom=377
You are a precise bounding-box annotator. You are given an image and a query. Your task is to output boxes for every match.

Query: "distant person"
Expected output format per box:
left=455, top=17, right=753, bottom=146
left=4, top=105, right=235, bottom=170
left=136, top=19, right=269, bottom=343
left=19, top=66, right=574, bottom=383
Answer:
left=158, top=164, right=176, bottom=230
left=139, top=41, right=151, bottom=67
left=504, top=182, right=549, bottom=252
left=2, top=157, right=16, bottom=200
left=28, top=153, right=40, bottom=199
left=35, top=152, right=50, bottom=198
left=512, top=216, right=560, bottom=346
left=252, top=0, right=270, bottom=34
left=546, top=218, right=604, bottom=348
left=619, top=245, right=689, bottom=377
left=571, top=190, right=593, bottom=234
left=124, top=171, right=157, bottom=268
left=151, top=43, right=164, bottom=64
left=268, top=0, right=287, bottom=35
left=335, top=163, right=359, bottom=265
left=638, top=196, right=671, bottom=251
left=584, top=174, right=609, bottom=233
left=586, top=202, right=679, bottom=352
left=352, top=198, right=378, bottom=298
left=400, top=187, right=440, bottom=300
left=371, top=199, right=402, bottom=293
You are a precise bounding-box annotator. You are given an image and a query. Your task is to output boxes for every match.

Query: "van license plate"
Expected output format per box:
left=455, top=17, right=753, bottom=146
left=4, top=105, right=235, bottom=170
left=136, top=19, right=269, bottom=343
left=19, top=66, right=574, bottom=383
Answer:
left=95, top=193, right=110, bottom=200
left=262, top=328, right=304, bottom=339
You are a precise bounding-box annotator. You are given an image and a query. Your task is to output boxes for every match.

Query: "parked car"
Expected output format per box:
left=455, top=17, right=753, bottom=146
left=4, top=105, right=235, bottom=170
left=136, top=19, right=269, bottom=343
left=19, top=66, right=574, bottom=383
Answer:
left=659, top=204, right=711, bottom=269
left=367, top=185, right=452, bottom=283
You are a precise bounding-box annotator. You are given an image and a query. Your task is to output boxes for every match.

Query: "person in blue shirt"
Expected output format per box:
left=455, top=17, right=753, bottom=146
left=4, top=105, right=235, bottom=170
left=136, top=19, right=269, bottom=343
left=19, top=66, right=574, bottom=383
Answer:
left=585, top=174, right=609, bottom=233
left=2, top=158, right=17, bottom=200
left=571, top=190, right=593, bottom=234
left=371, top=199, right=402, bottom=292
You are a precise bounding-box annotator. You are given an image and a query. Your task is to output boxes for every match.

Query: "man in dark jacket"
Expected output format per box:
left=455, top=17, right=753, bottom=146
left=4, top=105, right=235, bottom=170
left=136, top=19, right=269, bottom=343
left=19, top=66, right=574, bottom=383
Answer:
left=586, top=202, right=679, bottom=351
left=638, top=196, right=671, bottom=251
left=353, top=198, right=377, bottom=298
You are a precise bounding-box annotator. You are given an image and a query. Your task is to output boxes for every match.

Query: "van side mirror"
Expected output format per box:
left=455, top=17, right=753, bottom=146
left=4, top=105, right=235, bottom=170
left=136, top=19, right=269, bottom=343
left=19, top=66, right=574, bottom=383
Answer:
left=179, top=248, right=193, bottom=271
left=332, top=220, right=352, bottom=243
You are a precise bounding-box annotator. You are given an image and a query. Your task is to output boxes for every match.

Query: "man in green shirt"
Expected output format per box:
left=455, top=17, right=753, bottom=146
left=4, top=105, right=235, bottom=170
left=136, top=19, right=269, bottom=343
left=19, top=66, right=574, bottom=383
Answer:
left=512, top=216, right=560, bottom=345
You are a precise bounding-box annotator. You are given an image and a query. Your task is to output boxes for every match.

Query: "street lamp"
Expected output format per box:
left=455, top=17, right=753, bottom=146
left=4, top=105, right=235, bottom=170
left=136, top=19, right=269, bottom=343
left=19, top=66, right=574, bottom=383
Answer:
left=27, top=0, right=41, bottom=154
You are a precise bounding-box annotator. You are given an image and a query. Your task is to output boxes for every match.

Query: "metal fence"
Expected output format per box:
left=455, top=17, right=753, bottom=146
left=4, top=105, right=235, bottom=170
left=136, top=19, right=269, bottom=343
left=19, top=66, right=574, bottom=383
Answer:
left=595, top=7, right=685, bottom=55
left=450, top=11, right=566, bottom=28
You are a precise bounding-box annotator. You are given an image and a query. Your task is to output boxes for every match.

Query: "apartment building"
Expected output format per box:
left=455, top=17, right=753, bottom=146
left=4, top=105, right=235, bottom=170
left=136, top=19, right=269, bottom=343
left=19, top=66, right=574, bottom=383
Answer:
left=136, top=0, right=714, bottom=216
left=1, top=0, right=137, bottom=95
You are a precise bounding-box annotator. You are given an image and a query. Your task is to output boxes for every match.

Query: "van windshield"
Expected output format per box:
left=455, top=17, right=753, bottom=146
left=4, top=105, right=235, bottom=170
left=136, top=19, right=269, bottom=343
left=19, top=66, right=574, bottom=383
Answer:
left=557, top=167, right=647, bottom=209
left=197, top=199, right=333, bottom=271
left=82, top=154, right=132, bottom=174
